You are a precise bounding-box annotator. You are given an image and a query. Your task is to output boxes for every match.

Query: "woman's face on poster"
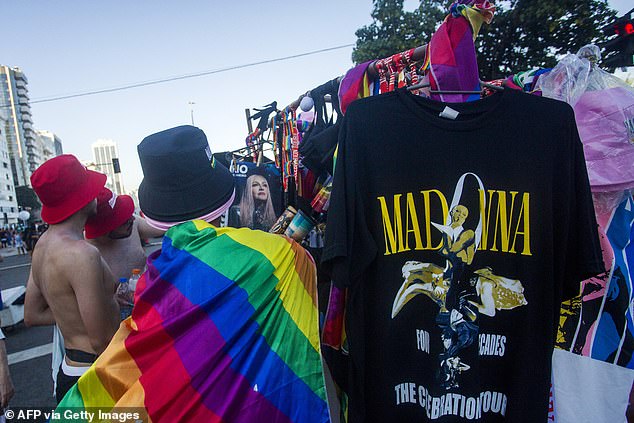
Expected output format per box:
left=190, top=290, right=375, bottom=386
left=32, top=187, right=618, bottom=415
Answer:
left=251, top=175, right=269, bottom=202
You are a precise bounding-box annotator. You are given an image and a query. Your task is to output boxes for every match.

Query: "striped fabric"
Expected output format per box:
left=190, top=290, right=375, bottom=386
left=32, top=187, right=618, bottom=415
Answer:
left=57, top=220, right=330, bottom=422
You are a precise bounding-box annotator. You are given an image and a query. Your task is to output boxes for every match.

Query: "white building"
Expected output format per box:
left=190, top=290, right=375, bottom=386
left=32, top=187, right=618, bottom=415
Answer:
left=0, top=108, right=19, bottom=226
left=0, top=65, right=36, bottom=187
left=35, top=130, right=63, bottom=166
left=91, top=139, right=124, bottom=195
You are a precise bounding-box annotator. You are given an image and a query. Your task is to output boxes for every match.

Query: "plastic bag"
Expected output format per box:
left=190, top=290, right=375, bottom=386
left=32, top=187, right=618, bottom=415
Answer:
left=539, top=44, right=634, bottom=192
left=535, top=51, right=591, bottom=106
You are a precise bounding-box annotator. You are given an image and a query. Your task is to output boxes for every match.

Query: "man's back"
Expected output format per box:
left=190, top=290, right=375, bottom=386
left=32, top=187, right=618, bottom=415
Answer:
left=32, top=229, right=119, bottom=357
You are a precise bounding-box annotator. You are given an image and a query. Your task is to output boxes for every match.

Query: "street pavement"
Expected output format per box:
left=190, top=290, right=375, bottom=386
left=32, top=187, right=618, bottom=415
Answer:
left=0, top=249, right=55, bottom=408
left=0, top=241, right=162, bottom=409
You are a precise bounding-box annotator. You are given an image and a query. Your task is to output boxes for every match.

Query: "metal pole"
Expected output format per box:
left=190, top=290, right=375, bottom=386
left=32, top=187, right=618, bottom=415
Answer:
left=245, top=109, right=253, bottom=133
left=188, top=101, right=195, bottom=125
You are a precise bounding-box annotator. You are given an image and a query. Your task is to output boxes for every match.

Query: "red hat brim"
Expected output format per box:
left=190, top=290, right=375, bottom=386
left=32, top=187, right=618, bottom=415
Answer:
left=41, top=170, right=107, bottom=224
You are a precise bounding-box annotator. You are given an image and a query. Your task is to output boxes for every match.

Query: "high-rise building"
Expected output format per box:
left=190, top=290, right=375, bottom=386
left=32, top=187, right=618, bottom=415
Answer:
left=91, top=139, right=124, bottom=195
left=0, top=66, right=37, bottom=186
left=0, top=108, right=20, bottom=226
left=35, top=130, right=63, bottom=166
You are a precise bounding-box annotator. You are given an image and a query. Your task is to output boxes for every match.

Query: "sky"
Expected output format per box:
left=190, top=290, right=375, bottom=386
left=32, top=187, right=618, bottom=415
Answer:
left=3, top=0, right=632, bottom=192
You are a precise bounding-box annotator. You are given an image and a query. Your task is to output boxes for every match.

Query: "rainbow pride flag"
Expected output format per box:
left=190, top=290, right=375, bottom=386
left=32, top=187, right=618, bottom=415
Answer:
left=56, top=220, right=330, bottom=422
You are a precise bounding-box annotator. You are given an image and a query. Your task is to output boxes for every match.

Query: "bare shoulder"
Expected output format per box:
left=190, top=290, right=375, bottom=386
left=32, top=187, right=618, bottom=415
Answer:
left=59, top=237, right=101, bottom=258
left=37, top=234, right=103, bottom=271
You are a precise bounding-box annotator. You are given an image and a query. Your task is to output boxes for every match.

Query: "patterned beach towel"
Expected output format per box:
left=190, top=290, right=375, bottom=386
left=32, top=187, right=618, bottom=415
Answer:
left=56, top=220, right=330, bottom=422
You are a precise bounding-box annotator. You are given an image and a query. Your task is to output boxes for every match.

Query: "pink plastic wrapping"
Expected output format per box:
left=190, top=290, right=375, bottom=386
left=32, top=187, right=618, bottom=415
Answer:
left=538, top=45, right=634, bottom=192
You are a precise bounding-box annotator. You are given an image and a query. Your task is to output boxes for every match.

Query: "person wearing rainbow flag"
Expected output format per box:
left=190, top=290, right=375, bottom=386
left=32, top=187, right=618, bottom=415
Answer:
left=55, top=126, right=330, bottom=423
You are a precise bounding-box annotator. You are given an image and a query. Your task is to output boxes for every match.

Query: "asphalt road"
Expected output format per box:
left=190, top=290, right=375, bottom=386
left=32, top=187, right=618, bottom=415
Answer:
left=0, top=251, right=55, bottom=408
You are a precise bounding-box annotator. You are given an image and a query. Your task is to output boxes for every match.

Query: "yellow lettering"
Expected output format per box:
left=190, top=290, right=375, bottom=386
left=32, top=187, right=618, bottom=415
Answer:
left=377, top=194, right=406, bottom=255
left=405, top=193, right=423, bottom=250
left=491, top=191, right=518, bottom=253
left=478, top=189, right=488, bottom=250
left=483, top=190, right=497, bottom=251
left=421, top=190, right=448, bottom=250
left=510, top=192, right=531, bottom=255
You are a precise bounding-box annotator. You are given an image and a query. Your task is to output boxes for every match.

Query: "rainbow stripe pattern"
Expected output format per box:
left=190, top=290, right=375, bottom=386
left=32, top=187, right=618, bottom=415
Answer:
left=57, top=220, right=329, bottom=422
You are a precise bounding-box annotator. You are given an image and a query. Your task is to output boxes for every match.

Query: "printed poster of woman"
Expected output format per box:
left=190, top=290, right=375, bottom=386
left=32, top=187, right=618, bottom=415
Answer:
left=227, top=162, right=283, bottom=231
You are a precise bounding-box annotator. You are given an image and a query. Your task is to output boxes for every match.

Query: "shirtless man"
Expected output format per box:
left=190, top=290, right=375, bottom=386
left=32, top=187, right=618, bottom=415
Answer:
left=24, top=155, right=119, bottom=403
left=84, top=188, right=164, bottom=281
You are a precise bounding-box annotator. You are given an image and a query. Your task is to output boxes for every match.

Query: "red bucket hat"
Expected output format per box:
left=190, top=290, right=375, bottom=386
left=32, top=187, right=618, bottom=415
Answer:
left=31, top=154, right=107, bottom=224
left=85, top=188, right=135, bottom=239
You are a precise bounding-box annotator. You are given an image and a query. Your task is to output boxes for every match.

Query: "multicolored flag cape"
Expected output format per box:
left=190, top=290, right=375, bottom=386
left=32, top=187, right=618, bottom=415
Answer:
left=56, top=220, right=330, bottom=422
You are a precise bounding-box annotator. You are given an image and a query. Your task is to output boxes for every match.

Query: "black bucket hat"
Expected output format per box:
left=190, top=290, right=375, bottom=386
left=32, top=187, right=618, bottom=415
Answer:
left=137, top=125, right=235, bottom=223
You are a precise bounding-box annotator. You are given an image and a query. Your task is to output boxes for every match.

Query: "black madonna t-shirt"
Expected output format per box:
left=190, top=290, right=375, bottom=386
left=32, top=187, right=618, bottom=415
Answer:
left=322, top=88, right=604, bottom=422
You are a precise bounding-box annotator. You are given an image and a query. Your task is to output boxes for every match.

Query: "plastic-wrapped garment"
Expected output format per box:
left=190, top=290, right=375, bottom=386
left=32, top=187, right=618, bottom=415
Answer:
left=575, top=86, right=634, bottom=192
left=538, top=44, right=634, bottom=192
left=536, top=52, right=591, bottom=106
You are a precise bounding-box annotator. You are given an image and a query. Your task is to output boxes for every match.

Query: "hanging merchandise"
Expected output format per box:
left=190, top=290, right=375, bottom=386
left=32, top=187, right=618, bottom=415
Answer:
left=339, top=60, right=374, bottom=115
left=269, top=205, right=298, bottom=235
left=511, top=68, right=552, bottom=94
left=242, top=102, right=278, bottom=163
left=244, top=127, right=260, bottom=162
left=552, top=191, right=634, bottom=423
left=273, top=107, right=297, bottom=192
left=298, top=78, right=342, bottom=178
left=226, top=161, right=283, bottom=231
left=536, top=45, right=634, bottom=422
left=422, top=0, right=496, bottom=102
left=322, top=81, right=603, bottom=422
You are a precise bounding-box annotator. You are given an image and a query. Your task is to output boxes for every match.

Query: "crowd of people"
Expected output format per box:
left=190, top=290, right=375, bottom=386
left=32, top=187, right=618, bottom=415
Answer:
left=0, top=225, right=46, bottom=256
left=14, top=125, right=326, bottom=421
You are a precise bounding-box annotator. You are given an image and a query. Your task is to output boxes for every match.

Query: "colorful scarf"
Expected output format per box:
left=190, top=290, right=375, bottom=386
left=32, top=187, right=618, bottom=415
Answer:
left=57, top=221, right=330, bottom=422
left=338, top=61, right=373, bottom=115
left=423, top=0, right=495, bottom=102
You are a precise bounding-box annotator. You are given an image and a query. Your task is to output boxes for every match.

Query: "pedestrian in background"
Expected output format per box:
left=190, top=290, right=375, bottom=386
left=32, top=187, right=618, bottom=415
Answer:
left=14, top=232, right=26, bottom=255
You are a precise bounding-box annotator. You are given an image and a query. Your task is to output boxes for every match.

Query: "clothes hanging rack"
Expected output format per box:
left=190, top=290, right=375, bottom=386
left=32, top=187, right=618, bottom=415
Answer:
left=283, top=88, right=336, bottom=113
left=366, top=44, right=428, bottom=80
left=280, top=40, right=503, bottom=114
left=281, top=44, right=428, bottom=112
left=406, top=79, right=506, bottom=94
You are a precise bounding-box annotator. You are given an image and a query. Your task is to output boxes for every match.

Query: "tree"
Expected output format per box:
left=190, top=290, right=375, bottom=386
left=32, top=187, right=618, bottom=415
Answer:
left=352, top=0, right=446, bottom=63
left=15, top=186, right=41, bottom=211
left=477, top=1, right=617, bottom=79
left=353, top=0, right=617, bottom=80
